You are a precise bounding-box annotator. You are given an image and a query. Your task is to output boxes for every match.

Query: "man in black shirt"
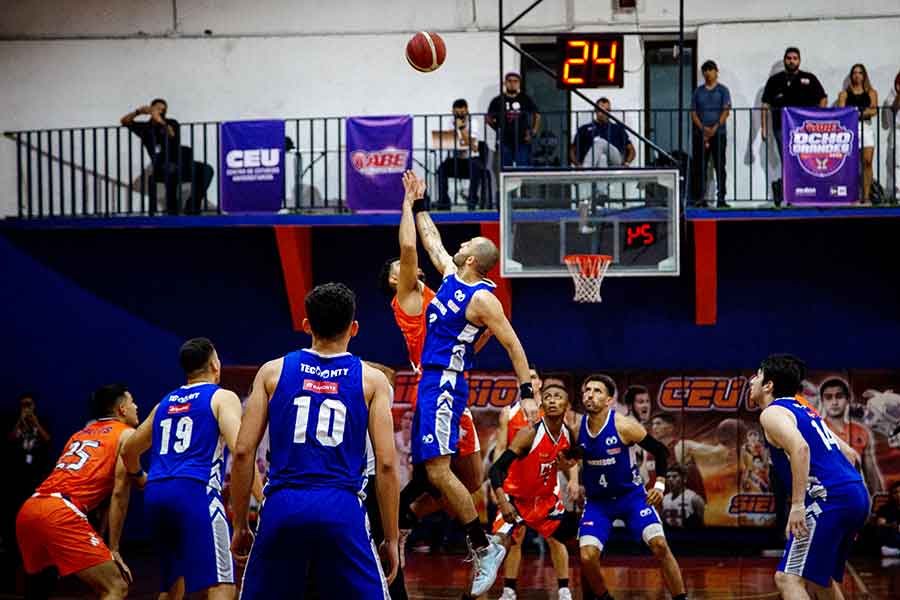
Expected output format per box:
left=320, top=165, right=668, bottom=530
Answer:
left=487, top=72, right=540, bottom=168
left=121, top=98, right=213, bottom=215
left=569, top=98, right=635, bottom=168
left=876, top=481, right=900, bottom=557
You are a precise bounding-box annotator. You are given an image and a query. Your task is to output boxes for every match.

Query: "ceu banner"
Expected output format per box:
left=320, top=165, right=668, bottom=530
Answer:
left=782, top=107, right=859, bottom=205
left=220, top=120, right=284, bottom=212
left=345, top=115, right=412, bottom=212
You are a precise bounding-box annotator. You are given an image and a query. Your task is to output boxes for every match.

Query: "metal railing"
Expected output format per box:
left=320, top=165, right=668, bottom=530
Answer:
left=6, top=107, right=899, bottom=218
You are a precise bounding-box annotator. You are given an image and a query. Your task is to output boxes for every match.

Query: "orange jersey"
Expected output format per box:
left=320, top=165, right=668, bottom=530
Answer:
left=503, top=419, right=570, bottom=498
left=825, top=417, right=871, bottom=457
left=391, top=285, right=435, bottom=410
left=507, top=402, right=531, bottom=445
left=36, top=419, right=132, bottom=512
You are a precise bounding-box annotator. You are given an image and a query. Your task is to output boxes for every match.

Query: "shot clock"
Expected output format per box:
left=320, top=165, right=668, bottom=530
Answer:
left=556, top=34, right=624, bottom=88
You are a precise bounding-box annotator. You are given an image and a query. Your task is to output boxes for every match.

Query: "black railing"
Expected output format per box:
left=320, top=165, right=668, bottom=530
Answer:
left=6, top=108, right=899, bottom=218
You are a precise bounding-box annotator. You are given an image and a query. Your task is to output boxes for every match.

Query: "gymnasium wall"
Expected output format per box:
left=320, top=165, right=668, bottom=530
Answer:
left=3, top=2, right=900, bottom=214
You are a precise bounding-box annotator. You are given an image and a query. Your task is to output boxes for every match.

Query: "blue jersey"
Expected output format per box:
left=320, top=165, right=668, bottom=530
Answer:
left=420, top=274, right=495, bottom=372
left=148, top=383, right=225, bottom=491
left=767, top=397, right=863, bottom=498
left=578, top=410, right=644, bottom=499
left=266, top=349, right=368, bottom=494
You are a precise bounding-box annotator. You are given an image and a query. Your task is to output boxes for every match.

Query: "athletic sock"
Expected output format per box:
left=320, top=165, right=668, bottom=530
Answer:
left=504, top=578, right=518, bottom=592
left=464, top=517, right=489, bottom=550
left=558, top=578, right=569, bottom=590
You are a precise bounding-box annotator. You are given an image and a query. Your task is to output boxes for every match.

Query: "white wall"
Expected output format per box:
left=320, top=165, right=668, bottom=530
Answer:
left=2, top=1, right=900, bottom=215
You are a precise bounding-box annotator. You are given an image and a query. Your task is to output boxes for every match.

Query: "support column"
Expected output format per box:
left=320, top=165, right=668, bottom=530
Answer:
left=693, top=220, right=717, bottom=325
left=274, top=225, right=313, bottom=331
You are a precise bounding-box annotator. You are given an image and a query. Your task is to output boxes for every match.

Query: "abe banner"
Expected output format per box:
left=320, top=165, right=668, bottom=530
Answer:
left=782, top=107, right=859, bottom=205
left=219, top=119, right=284, bottom=212
left=345, top=115, right=412, bottom=212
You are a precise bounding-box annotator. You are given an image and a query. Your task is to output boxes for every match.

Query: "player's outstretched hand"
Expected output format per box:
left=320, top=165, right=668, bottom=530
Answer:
left=499, top=500, right=518, bottom=525
left=787, top=503, right=809, bottom=540
left=231, top=525, right=254, bottom=566
left=111, top=550, right=133, bottom=585
left=645, top=488, right=663, bottom=508
left=379, top=539, right=400, bottom=584
left=402, top=170, right=417, bottom=203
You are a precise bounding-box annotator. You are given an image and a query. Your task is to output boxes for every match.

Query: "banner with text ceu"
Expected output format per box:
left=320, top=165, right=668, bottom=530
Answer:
left=782, top=107, right=859, bottom=205
left=346, top=115, right=412, bottom=212
left=219, top=120, right=284, bottom=212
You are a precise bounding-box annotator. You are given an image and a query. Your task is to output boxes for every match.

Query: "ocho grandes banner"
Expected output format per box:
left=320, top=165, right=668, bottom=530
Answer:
left=345, top=115, right=412, bottom=212
left=782, top=107, right=859, bottom=205
left=219, top=120, right=284, bottom=212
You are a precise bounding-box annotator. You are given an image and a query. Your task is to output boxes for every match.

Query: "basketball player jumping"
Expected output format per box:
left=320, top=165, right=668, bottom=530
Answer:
left=488, top=380, right=581, bottom=600
left=231, top=283, right=400, bottom=599
left=409, top=177, right=535, bottom=595
left=379, top=172, right=486, bottom=558
left=572, top=374, right=687, bottom=600
left=752, top=354, right=869, bottom=600
left=16, top=384, right=141, bottom=600
left=121, top=337, right=264, bottom=600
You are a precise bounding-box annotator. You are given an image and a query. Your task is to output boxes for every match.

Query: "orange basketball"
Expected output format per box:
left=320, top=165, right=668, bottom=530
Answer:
left=406, top=32, right=446, bottom=73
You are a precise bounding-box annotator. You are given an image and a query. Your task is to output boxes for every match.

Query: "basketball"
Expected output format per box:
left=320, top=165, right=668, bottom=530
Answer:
left=405, top=31, right=446, bottom=73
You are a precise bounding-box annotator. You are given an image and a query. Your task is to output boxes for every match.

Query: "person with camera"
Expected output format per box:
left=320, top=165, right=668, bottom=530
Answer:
left=436, top=99, right=485, bottom=210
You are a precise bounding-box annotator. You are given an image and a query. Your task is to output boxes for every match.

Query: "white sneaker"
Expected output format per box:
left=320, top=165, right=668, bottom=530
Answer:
left=498, top=587, right=517, bottom=600
left=881, top=545, right=900, bottom=557
left=398, top=529, right=411, bottom=569
left=557, top=588, right=573, bottom=600
left=470, top=538, right=507, bottom=596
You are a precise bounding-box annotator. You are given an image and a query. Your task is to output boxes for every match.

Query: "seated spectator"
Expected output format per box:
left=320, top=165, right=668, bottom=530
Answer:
left=876, top=481, right=900, bottom=557
left=121, top=98, right=214, bottom=215
left=487, top=72, right=540, bottom=167
left=435, top=99, right=485, bottom=210
left=837, top=64, right=878, bottom=204
left=690, top=60, right=731, bottom=208
left=569, top=98, right=635, bottom=168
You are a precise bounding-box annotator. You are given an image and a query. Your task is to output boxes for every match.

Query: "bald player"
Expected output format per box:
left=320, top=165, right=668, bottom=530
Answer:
left=411, top=178, right=534, bottom=596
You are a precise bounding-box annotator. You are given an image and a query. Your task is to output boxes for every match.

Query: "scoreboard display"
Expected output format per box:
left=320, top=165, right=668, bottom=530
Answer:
left=555, top=34, right=625, bottom=88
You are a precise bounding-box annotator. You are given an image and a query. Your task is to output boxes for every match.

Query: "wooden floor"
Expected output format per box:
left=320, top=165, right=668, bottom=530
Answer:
left=2, top=553, right=898, bottom=599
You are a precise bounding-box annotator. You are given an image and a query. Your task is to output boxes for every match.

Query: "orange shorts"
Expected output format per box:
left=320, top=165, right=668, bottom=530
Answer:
left=457, top=408, right=481, bottom=457
left=16, top=494, right=113, bottom=576
left=492, top=493, right=565, bottom=540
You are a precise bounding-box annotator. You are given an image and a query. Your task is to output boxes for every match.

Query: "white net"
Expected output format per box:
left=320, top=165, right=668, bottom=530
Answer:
left=564, top=255, right=612, bottom=303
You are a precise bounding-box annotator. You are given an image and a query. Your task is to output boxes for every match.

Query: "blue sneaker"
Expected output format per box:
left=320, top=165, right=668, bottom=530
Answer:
left=469, top=536, right=507, bottom=596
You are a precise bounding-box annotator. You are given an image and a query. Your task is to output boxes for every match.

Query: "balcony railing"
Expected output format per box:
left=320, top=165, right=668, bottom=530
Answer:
left=5, top=108, right=898, bottom=218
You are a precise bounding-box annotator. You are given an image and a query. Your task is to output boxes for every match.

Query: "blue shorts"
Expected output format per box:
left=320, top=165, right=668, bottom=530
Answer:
left=778, top=481, right=870, bottom=587
left=144, top=478, right=234, bottom=593
left=579, top=487, right=664, bottom=551
left=411, top=368, right=468, bottom=464
left=240, top=487, right=388, bottom=600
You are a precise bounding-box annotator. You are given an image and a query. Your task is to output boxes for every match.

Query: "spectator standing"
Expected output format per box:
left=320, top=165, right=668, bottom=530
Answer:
left=487, top=72, right=540, bottom=167
left=436, top=99, right=485, bottom=210
left=876, top=481, right=900, bottom=557
left=838, top=64, right=878, bottom=204
left=690, top=60, right=731, bottom=208
left=121, top=98, right=214, bottom=215
left=761, top=47, right=827, bottom=205
left=569, top=98, right=635, bottom=168
left=891, top=71, right=900, bottom=201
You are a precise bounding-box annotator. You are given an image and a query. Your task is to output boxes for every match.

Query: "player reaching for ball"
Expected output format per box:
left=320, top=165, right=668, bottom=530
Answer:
left=408, top=174, right=535, bottom=596
left=572, top=374, right=688, bottom=600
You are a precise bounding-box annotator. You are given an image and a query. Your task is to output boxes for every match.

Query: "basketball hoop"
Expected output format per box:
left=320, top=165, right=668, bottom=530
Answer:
left=563, top=254, right=612, bottom=303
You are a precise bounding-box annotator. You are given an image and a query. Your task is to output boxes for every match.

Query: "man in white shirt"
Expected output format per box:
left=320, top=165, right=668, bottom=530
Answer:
left=436, top=99, right=485, bottom=210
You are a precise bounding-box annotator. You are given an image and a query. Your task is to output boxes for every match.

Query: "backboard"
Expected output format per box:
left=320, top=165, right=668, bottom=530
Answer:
left=499, top=169, right=680, bottom=278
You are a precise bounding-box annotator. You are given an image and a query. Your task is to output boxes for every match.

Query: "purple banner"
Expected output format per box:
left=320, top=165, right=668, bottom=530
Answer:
left=219, top=119, right=284, bottom=212
left=782, top=107, right=859, bottom=205
left=345, top=115, right=412, bottom=212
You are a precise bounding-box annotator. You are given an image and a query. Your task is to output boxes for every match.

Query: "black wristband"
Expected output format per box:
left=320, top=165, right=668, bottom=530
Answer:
left=519, top=382, right=534, bottom=400
left=127, top=469, right=144, bottom=478
left=412, top=198, right=427, bottom=214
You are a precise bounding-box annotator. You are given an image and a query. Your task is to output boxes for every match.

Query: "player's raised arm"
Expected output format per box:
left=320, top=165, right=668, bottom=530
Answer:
left=365, top=363, right=400, bottom=584
left=231, top=359, right=278, bottom=563
left=213, top=388, right=265, bottom=502
left=617, top=413, right=668, bottom=506
left=469, top=290, right=532, bottom=391
left=413, top=178, right=456, bottom=276
left=121, top=403, right=158, bottom=481
left=760, top=405, right=811, bottom=539
left=489, top=425, right=536, bottom=523
left=397, top=171, right=423, bottom=314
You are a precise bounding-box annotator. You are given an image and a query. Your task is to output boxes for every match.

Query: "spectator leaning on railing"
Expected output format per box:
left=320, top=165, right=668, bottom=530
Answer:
left=690, top=60, right=731, bottom=208
left=761, top=47, right=827, bottom=206
left=837, top=64, right=878, bottom=204
left=121, top=98, right=214, bottom=215
left=487, top=72, right=540, bottom=168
